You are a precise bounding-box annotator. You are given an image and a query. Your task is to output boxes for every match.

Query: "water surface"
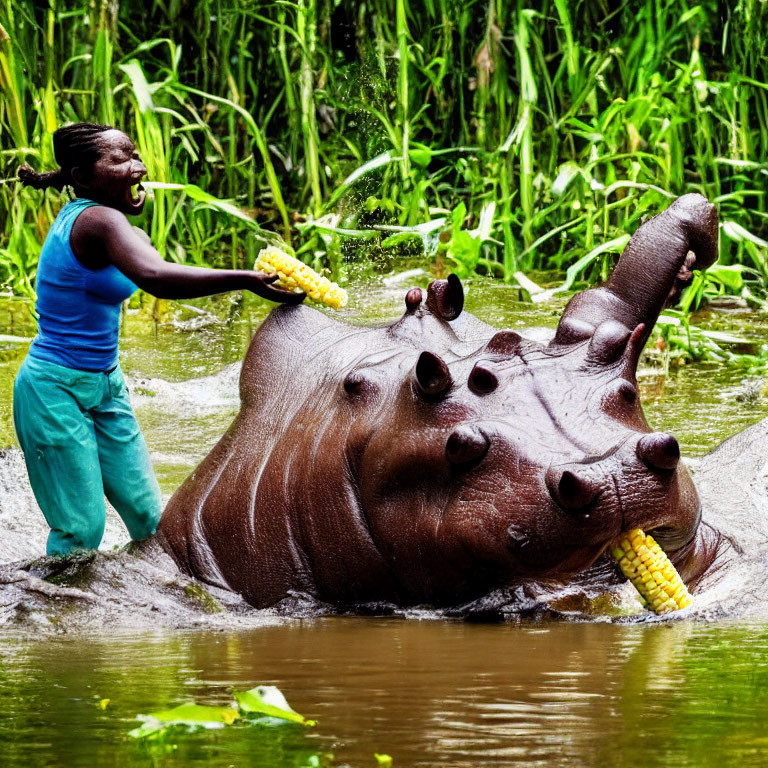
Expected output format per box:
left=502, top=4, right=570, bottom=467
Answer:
left=3, top=620, right=768, bottom=767
left=2, top=270, right=768, bottom=766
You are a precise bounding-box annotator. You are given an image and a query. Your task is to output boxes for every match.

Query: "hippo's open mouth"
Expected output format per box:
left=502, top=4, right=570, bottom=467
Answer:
left=581, top=509, right=703, bottom=592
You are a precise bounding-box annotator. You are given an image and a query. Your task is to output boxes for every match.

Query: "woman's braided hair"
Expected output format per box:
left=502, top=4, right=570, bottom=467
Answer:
left=17, top=122, right=115, bottom=192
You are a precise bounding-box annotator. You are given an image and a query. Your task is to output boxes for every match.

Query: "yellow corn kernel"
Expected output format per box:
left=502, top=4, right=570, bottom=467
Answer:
left=612, top=528, right=693, bottom=614
left=255, top=246, right=348, bottom=309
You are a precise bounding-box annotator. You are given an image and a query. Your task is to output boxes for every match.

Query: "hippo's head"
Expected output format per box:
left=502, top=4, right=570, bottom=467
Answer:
left=159, top=194, right=717, bottom=609
left=356, top=289, right=700, bottom=601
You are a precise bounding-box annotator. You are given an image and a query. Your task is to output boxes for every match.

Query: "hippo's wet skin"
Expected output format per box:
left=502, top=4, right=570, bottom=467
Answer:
left=157, top=194, right=728, bottom=612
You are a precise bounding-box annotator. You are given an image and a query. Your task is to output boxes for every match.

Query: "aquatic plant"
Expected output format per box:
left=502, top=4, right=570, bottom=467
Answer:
left=1, top=0, right=766, bottom=314
left=129, top=684, right=316, bottom=739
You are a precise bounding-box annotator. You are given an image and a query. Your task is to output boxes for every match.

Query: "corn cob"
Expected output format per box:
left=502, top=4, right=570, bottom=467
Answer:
left=611, top=528, right=693, bottom=614
left=255, top=246, right=348, bottom=309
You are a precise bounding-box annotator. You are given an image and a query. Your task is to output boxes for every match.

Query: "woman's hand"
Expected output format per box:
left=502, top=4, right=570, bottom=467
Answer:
left=251, top=273, right=306, bottom=305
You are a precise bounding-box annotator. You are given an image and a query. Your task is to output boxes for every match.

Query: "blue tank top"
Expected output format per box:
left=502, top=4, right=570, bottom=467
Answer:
left=28, top=198, right=138, bottom=371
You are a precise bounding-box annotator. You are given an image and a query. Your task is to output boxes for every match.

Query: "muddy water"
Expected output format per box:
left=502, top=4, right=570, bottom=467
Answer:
left=2, top=271, right=768, bottom=767
left=4, top=620, right=768, bottom=767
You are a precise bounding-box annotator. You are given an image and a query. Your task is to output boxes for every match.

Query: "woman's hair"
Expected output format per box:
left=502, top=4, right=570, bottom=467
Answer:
left=17, top=122, right=115, bottom=192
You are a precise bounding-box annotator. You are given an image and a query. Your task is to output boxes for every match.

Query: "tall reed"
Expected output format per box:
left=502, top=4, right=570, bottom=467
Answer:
left=0, top=0, right=766, bottom=297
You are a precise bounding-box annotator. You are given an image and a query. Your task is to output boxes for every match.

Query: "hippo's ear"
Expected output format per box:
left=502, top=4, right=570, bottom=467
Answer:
left=622, top=323, right=646, bottom=374
left=413, top=351, right=453, bottom=398
left=404, top=287, right=424, bottom=314
left=426, top=274, right=464, bottom=321
left=588, top=320, right=646, bottom=377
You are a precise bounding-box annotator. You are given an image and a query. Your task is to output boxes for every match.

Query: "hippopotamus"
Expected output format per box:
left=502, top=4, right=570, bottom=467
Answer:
left=158, top=193, right=723, bottom=611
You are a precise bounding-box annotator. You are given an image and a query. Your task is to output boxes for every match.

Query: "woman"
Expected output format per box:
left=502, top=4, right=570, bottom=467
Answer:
left=15, top=122, right=303, bottom=556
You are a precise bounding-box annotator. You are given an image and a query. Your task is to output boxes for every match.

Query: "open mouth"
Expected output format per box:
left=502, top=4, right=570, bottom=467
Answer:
left=129, top=182, right=145, bottom=205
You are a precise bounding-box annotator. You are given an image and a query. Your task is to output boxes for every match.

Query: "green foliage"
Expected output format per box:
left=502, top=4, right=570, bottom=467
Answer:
left=129, top=684, right=316, bottom=740
left=129, top=702, right=240, bottom=739
left=235, top=685, right=317, bottom=726
left=126, top=683, right=391, bottom=767
left=656, top=309, right=768, bottom=369
left=679, top=264, right=748, bottom=313
left=1, top=0, right=767, bottom=310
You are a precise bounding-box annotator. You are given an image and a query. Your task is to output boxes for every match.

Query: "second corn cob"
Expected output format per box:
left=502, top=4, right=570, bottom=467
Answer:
left=256, top=246, right=348, bottom=309
left=611, top=528, right=693, bottom=614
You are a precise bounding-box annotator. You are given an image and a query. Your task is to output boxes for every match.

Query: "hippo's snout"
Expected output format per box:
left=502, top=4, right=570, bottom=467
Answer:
left=636, top=432, right=680, bottom=471
left=515, top=429, right=700, bottom=577
left=545, top=465, right=601, bottom=511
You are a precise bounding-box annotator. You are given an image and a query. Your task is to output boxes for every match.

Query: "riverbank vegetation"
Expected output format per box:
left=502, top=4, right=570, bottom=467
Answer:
left=1, top=0, right=767, bottom=321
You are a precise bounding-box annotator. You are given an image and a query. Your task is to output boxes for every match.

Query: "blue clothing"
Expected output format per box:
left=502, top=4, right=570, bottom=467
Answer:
left=13, top=356, right=162, bottom=555
left=29, top=198, right=138, bottom=371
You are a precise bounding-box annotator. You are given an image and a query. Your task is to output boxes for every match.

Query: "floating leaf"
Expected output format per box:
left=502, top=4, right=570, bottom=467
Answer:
left=374, top=754, right=394, bottom=766
left=129, top=703, right=239, bottom=740
left=235, top=685, right=316, bottom=727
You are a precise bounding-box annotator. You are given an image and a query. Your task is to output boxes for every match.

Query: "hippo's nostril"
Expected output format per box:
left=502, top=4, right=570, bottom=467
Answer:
left=445, top=424, right=490, bottom=466
left=468, top=363, right=499, bottom=395
left=414, top=351, right=453, bottom=398
left=546, top=466, right=599, bottom=511
left=486, top=330, right=523, bottom=356
left=637, top=432, right=680, bottom=471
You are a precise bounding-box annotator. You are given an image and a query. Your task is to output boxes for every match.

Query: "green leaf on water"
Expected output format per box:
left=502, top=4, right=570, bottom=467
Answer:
left=129, top=685, right=316, bottom=742
left=128, top=703, right=239, bottom=739
left=374, top=754, right=394, bottom=766
left=235, top=685, right=317, bottom=727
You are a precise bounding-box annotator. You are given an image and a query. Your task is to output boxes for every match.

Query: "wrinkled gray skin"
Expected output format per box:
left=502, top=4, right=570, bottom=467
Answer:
left=158, top=193, right=725, bottom=611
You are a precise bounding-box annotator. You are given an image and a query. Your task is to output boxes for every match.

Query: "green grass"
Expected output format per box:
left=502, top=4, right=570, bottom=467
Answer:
left=1, top=0, right=767, bottom=303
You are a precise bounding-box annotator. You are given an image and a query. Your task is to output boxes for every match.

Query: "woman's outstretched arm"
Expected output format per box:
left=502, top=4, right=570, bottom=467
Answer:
left=71, top=204, right=305, bottom=303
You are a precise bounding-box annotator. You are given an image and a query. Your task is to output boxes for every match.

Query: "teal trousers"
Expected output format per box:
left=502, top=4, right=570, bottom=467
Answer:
left=13, top=355, right=162, bottom=556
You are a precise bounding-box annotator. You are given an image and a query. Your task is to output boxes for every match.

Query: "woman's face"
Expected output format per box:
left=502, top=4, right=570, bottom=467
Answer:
left=75, top=129, right=148, bottom=215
